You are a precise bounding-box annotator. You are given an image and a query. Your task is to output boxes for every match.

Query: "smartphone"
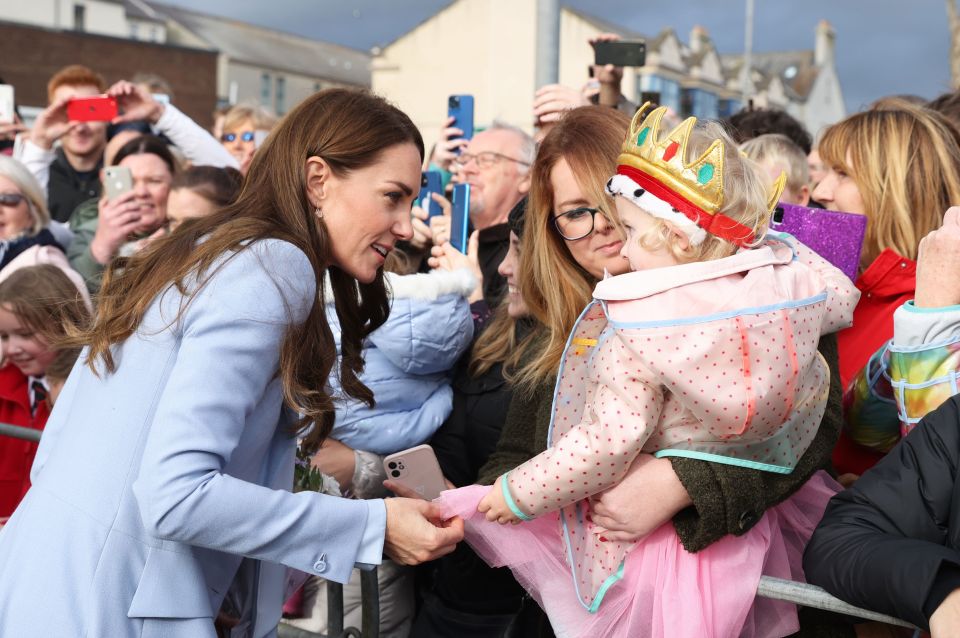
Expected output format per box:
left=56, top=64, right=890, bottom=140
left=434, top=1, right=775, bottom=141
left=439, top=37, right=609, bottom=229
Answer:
left=769, top=203, right=867, bottom=281
left=103, top=166, right=133, bottom=200
left=593, top=40, right=647, bottom=67
left=66, top=95, right=118, bottom=122
left=0, top=85, right=14, bottom=125
left=383, top=444, right=447, bottom=501
left=447, top=94, right=474, bottom=145
left=419, top=171, right=444, bottom=218
left=450, top=183, right=470, bottom=254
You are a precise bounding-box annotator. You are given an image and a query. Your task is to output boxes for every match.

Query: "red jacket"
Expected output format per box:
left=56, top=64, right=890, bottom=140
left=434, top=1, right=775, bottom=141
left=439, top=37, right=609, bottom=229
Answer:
left=0, top=364, right=49, bottom=517
left=834, top=248, right=916, bottom=476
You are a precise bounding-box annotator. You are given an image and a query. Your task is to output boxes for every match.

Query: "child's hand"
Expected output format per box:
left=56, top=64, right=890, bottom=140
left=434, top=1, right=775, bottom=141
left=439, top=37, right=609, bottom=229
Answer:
left=477, top=476, right=520, bottom=525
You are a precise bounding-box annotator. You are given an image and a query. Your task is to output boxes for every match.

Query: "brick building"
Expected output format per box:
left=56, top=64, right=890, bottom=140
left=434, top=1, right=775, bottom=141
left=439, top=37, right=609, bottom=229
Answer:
left=0, top=19, right=218, bottom=127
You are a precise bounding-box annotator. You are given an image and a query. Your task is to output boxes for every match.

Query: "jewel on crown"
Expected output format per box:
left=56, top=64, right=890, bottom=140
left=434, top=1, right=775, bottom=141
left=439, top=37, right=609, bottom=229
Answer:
left=619, top=105, right=726, bottom=215
left=609, top=104, right=786, bottom=248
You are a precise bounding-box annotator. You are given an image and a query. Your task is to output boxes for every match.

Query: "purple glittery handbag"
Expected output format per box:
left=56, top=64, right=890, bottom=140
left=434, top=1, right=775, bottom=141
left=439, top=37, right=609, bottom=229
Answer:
left=769, top=203, right=867, bottom=281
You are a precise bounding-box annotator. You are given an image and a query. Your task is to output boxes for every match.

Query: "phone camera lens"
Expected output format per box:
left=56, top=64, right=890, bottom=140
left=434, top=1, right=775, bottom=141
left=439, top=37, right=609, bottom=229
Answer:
left=391, top=470, right=400, bottom=478
left=387, top=462, right=397, bottom=470
left=421, top=175, right=428, bottom=187
left=449, top=96, right=459, bottom=108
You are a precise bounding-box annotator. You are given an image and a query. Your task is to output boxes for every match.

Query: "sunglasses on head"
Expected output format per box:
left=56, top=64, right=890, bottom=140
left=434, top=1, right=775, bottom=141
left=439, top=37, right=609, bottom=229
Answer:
left=220, top=131, right=256, bottom=143
left=0, top=193, right=25, bottom=207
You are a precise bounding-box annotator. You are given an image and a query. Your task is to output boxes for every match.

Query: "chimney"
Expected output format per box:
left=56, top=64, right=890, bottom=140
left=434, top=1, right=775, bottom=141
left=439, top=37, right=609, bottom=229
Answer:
left=815, top=19, right=835, bottom=66
left=690, top=25, right=708, bottom=53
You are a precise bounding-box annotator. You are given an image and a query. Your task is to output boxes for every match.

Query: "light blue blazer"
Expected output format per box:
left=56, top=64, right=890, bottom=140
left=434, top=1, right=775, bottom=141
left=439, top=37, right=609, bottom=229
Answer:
left=0, top=240, right=385, bottom=638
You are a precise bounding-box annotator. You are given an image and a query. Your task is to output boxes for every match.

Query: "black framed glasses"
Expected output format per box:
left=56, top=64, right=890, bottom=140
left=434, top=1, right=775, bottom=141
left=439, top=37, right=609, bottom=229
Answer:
left=220, top=131, right=255, bottom=143
left=0, top=193, right=25, bottom=207
left=455, top=151, right=531, bottom=170
left=552, top=206, right=604, bottom=241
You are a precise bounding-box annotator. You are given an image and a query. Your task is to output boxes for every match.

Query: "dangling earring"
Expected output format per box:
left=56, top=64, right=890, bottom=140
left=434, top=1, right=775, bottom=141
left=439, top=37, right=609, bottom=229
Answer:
left=315, top=207, right=323, bottom=220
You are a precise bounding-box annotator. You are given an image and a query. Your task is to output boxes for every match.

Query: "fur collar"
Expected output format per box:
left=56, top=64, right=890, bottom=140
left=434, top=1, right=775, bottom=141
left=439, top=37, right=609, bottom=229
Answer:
left=324, top=268, right=477, bottom=303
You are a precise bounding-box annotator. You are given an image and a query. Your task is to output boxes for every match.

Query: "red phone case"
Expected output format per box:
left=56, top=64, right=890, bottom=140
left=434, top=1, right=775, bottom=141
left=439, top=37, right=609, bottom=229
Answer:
left=66, top=95, right=118, bottom=122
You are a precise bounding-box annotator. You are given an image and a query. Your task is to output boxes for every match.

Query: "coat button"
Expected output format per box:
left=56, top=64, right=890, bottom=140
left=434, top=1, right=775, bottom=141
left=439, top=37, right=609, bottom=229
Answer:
left=738, top=510, right=758, bottom=531
left=313, top=554, right=327, bottom=573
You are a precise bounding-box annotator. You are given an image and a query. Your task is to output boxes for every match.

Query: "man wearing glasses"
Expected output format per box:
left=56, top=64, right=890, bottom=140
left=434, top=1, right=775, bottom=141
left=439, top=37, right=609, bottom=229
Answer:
left=452, top=122, right=534, bottom=305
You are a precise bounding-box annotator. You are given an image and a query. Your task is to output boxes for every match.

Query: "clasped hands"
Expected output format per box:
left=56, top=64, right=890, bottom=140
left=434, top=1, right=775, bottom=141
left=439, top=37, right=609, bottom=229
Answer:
left=477, top=454, right=693, bottom=544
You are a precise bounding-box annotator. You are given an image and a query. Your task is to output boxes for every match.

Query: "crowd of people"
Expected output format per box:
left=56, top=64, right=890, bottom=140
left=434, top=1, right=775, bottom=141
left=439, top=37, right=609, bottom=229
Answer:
left=1, top=31, right=960, bottom=638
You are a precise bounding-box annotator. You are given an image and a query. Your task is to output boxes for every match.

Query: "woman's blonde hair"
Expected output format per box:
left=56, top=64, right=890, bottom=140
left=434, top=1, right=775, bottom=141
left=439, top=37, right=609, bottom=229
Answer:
left=223, top=102, right=278, bottom=133
left=513, top=106, right=630, bottom=389
left=469, top=305, right=536, bottom=382
left=635, top=119, right=772, bottom=264
left=0, top=156, right=50, bottom=236
left=818, top=104, right=960, bottom=265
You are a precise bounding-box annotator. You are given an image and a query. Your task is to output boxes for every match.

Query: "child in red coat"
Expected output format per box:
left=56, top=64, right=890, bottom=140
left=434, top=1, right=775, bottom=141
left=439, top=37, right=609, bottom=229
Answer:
left=0, top=265, right=90, bottom=519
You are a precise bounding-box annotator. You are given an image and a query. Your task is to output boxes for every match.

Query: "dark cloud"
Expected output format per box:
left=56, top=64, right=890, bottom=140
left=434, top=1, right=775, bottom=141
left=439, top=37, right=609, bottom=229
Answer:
left=159, top=0, right=952, bottom=113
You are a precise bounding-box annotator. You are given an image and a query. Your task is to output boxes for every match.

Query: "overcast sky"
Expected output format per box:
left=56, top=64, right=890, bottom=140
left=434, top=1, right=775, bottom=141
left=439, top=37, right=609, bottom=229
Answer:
left=157, top=0, right=951, bottom=114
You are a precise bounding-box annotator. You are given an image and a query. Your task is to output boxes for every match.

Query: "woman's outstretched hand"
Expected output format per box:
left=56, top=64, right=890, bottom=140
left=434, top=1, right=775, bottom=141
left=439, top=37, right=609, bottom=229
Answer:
left=383, top=498, right=463, bottom=565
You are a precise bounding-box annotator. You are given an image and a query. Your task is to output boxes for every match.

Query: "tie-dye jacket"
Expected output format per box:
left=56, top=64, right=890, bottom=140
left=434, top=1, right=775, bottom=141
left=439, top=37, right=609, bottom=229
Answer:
left=845, top=302, right=960, bottom=452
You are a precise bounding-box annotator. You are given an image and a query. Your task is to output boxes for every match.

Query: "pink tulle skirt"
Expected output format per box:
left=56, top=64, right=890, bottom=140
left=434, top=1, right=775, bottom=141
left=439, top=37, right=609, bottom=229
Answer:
left=437, top=470, right=839, bottom=638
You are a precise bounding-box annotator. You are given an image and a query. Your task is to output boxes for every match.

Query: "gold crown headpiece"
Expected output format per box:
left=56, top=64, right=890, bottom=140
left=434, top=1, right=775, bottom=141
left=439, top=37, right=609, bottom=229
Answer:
left=607, top=104, right=785, bottom=248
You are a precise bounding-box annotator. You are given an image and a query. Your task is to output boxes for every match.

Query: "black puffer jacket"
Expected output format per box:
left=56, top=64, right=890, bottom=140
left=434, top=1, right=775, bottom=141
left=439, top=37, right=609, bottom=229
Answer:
left=803, top=395, right=960, bottom=631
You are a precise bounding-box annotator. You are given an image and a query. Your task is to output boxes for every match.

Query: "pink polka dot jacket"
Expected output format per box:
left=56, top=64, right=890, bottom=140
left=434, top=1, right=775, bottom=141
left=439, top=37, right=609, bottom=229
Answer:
left=504, top=233, right=859, bottom=606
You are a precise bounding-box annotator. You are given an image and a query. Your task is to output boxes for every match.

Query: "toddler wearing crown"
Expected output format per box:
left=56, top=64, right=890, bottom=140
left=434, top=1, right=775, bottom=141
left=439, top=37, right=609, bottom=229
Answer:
left=438, top=106, right=860, bottom=638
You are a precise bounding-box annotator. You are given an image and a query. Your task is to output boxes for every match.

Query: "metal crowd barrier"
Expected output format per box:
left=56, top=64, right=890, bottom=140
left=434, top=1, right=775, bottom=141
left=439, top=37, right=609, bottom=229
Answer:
left=0, top=422, right=42, bottom=443
left=276, top=568, right=380, bottom=638
left=757, top=576, right=917, bottom=629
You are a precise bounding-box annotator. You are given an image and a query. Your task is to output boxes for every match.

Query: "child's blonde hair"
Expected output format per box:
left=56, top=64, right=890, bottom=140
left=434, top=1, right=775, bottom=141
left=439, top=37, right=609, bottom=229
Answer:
left=636, top=120, right=772, bottom=264
left=741, top=133, right=809, bottom=201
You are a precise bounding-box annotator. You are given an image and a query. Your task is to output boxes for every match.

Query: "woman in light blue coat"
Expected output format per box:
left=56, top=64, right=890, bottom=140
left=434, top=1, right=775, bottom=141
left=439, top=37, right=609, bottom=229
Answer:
left=0, top=89, right=463, bottom=638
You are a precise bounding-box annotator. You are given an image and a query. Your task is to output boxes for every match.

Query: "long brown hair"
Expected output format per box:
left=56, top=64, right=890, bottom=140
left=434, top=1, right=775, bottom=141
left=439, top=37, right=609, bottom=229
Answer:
left=515, top=106, right=629, bottom=388
left=70, top=88, right=423, bottom=451
left=818, top=104, right=960, bottom=266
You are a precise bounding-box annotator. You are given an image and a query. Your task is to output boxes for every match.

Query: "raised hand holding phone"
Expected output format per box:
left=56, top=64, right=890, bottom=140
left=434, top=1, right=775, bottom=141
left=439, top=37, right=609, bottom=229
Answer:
left=588, top=33, right=629, bottom=107
left=65, top=95, right=118, bottom=122
left=427, top=231, right=483, bottom=303
left=107, top=80, right=165, bottom=125
left=533, top=84, right=589, bottom=126
left=433, top=116, right=469, bottom=172
left=90, top=190, right=143, bottom=265
left=447, top=95, right=474, bottom=158
left=28, top=95, right=79, bottom=150
left=419, top=171, right=444, bottom=218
